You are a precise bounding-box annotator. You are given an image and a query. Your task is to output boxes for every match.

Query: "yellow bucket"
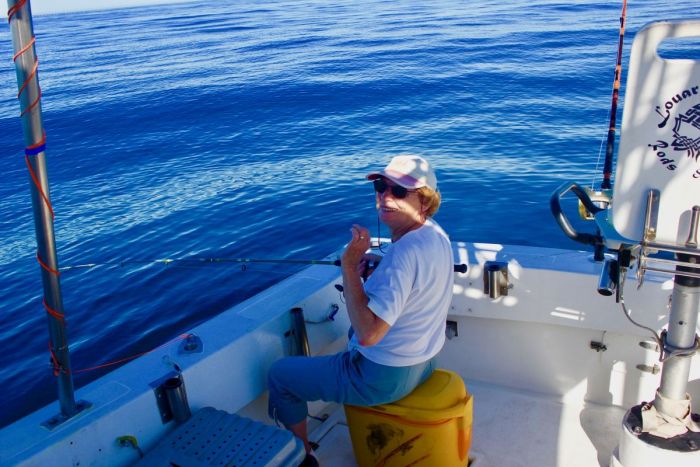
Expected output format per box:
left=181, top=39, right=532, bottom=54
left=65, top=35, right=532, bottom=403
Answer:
left=344, top=369, right=473, bottom=467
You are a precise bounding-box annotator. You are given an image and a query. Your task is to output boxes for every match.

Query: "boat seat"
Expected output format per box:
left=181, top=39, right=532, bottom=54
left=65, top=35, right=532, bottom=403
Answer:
left=610, top=20, right=700, bottom=245
left=136, top=406, right=305, bottom=466
left=344, top=369, right=473, bottom=466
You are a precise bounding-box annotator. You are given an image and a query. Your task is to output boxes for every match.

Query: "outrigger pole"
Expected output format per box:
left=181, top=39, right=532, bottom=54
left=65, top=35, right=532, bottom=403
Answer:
left=601, top=0, right=627, bottom=190
left=7, top=0, right=81, bottom=423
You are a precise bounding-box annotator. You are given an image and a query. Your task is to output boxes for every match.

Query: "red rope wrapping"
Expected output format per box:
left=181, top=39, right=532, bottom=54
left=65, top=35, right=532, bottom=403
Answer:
left=43, top=298, right=65, bottom=321
left=24, top=152, right=54, bottom=219
left=36, top=251, right=60, bottom=276
left=47, top=333, right=192, bottom=376
left=45, top=299, right=67, bottom=376
left=16, top=56, right=37, bottom=99
left=20, top=86, right=41, bottom=117
left=12, top=35, right=35, bottom=61
left=72, top=333, right=192, bottom=374
left=19, top=61, right=41, bottom=117
left=10, top=2, right=42, bottom=118
left=7, top=0, right=28, bottom=22
left=10, top=2, right=52, bottom=218
left=48, top=340, right=64, bottom=376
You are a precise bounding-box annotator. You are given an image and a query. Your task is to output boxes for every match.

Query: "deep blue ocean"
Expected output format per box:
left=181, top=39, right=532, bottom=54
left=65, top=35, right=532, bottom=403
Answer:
left=0, top=0, right=697, bottom=428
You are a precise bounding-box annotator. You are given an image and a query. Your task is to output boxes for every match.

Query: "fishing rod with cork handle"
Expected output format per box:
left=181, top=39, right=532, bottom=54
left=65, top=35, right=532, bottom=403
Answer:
left=62, top=256, right=468, bottom=274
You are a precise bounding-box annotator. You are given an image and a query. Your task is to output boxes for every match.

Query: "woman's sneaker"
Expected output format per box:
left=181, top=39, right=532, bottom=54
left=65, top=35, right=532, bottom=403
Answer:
left=299, top=452, right=319, bottom=467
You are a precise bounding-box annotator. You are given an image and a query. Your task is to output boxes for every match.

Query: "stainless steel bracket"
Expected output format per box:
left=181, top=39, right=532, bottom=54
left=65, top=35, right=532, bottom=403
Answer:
left=635, top=191, right=700, bottom=286
left=483, top=261, right=509, bottom=299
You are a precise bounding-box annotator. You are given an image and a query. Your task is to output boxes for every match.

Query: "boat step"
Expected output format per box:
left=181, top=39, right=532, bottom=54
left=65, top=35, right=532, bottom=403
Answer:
left=136, top=406, right=305, bottom=466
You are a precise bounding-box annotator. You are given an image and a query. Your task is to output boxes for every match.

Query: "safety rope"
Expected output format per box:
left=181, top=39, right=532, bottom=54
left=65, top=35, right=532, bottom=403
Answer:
left=71, top=333, right=192, bottom=374
left=48, top=341, right=65, bottom=376
left=46, top=333, right=192, bottom=376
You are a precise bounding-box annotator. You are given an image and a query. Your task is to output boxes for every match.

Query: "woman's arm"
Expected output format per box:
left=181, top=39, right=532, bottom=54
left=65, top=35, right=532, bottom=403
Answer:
left=341, top=224, right=390, bottom=347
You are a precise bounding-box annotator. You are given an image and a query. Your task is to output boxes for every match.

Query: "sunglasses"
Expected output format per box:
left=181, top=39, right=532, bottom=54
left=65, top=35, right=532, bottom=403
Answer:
left=373, top=178, right=414, bottom=199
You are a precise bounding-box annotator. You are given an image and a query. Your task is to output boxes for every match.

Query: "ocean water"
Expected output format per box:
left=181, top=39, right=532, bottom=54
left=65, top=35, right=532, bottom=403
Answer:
left=0, top=0, right=697, bottom=428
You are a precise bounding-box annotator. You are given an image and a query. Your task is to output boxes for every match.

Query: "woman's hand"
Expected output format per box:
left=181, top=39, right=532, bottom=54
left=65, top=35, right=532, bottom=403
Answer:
left=342, top=224, right=371, bottom=274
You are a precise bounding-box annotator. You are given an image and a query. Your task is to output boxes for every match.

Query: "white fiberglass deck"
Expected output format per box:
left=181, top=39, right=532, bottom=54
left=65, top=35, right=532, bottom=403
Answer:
left=303, top=378, right=625, bottom=467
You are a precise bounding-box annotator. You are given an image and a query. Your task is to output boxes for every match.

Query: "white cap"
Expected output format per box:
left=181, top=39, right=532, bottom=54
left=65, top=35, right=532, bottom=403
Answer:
left=366, top=154, right=437, bottom=191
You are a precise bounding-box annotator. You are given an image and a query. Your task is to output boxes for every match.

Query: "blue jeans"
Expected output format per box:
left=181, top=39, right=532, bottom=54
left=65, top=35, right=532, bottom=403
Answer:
left=268, top=349, right=435, bottom=426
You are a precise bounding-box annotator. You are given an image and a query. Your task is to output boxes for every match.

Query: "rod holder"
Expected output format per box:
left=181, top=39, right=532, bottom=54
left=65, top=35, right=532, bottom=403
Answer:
left=643, top=189, right=660, bottom=243
left=685, top=206, right=700, bottom=248
left=291, top=307, right=310, bottom=356
left=163, top=375, right=191, bottom=423
left=633, top=195, right=700, bottom=284
left=597, top=258, right=619, bottom=296
left=178, top=334, right=203, bottom=354
left=483, top=261, right=509, bottom=299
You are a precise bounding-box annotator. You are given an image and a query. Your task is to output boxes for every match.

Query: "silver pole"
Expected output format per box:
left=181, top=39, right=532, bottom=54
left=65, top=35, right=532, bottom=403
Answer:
left=7, top=0, right=77, bottom=418
left=658, top=284, right=700, bottom=399
left=656, top=254, right=700, bottom=414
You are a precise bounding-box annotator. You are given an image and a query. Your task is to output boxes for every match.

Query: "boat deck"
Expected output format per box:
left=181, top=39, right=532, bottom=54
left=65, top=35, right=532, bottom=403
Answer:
left=280, top=378, right=626, bottom=467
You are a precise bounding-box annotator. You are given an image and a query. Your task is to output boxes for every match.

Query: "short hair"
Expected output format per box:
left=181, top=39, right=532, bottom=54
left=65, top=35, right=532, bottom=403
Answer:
left=417, top=187, right=441, bottom=218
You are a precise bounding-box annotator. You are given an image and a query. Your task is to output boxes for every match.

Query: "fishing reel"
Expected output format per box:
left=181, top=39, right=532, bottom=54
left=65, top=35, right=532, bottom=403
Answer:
left=550, top=181, right=637, bottom=300
left=550, top=181, right=609, bottom=262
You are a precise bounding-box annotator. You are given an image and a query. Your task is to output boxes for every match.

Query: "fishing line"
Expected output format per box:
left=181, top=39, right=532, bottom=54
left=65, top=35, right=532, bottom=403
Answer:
left=592, top=111, right=612, bottom=190
left=377, top=215, right=387, bottom=253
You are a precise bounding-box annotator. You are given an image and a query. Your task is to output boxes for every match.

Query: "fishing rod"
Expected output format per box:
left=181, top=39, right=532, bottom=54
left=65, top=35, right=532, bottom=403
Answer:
left=600, top=0, right=628, bottom=190
left=61, top=257, right=344, bottom=271
left=62, top=257, right=469, bottom=273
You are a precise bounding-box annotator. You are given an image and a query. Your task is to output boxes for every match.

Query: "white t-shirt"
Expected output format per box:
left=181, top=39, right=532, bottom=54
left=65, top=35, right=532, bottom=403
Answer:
left=348, top=219, right=454, bottom=366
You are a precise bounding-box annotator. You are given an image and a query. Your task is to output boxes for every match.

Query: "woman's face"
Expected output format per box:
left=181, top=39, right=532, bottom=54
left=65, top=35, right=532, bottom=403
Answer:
left=374, top=177, right=426, bottom=234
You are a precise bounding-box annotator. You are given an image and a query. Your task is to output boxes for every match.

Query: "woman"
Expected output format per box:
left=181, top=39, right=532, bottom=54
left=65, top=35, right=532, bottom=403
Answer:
left=268, top=154, right=454, bottom=466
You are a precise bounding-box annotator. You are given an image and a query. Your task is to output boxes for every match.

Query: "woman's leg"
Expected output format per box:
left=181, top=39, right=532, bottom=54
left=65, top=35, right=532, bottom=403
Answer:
left=268, top=350, right=435, bottom=450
